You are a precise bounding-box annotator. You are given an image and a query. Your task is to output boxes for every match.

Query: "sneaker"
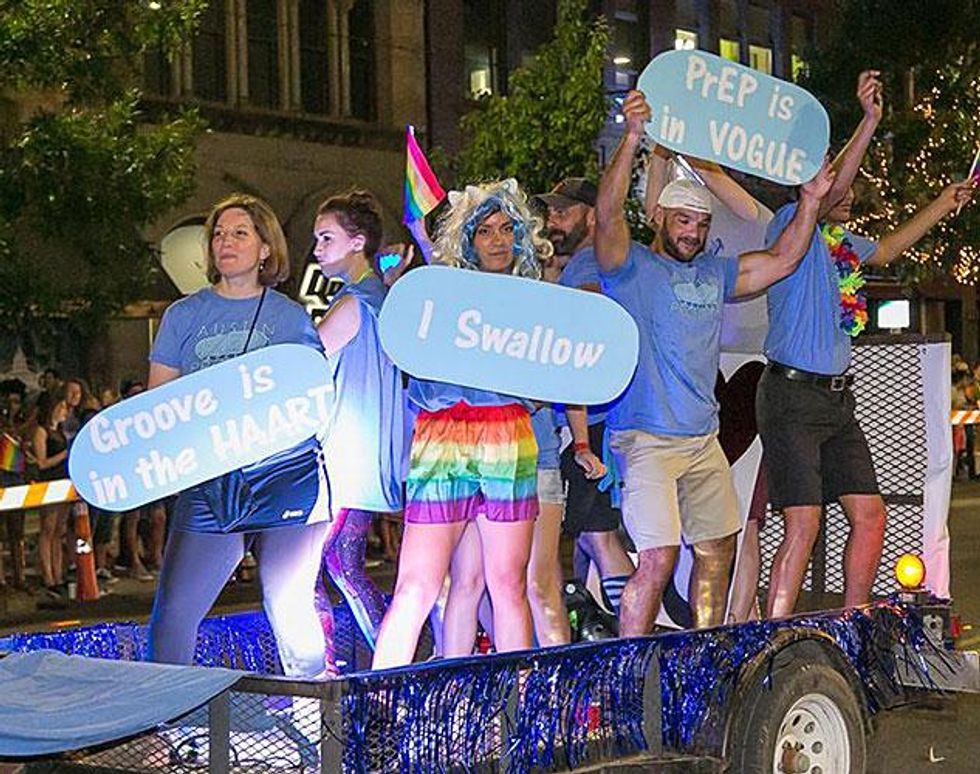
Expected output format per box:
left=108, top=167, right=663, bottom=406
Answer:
left=130, top=569, right=155, bottom=582
left=42, top=585, right=65, bottom=601
left=96, top=568, right=118, bottom=584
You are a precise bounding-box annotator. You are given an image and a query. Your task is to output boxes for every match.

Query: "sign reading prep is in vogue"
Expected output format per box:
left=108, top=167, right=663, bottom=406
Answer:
left=379, top=266, right=639, bottom=405
left=638, top=50, right=830, bottom=185
left=68, top=344, right=333, bottom=512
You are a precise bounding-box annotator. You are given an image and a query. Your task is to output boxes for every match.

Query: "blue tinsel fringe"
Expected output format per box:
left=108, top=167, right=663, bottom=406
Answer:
left=0, top=597, right=945, bottom=772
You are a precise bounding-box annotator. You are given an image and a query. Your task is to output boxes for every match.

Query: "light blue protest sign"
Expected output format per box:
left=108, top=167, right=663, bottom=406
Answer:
left=68, top=344, right=333, bottom=512
left=379, top=266, right=639, bottom=404
left=637, top=50, right=829, bottom=185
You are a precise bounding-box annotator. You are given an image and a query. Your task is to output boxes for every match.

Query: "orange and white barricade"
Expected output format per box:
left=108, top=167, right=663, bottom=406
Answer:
left=0, top=479, right=99, bottom=601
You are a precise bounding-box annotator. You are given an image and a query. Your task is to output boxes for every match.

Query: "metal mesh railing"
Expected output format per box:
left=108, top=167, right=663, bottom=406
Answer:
left=22, top=637, right=660, bottom=774
left=758, top=337, right=937, bottom=596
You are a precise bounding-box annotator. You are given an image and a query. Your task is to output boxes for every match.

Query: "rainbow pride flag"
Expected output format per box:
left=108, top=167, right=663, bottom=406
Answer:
left=0, top=432, right=24, bottom=474
left=403, top=125, right=445, bottom=225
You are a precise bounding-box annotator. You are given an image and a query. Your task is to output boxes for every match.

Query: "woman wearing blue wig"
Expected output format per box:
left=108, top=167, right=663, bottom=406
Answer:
left=373, top=179, right=551, bottom=668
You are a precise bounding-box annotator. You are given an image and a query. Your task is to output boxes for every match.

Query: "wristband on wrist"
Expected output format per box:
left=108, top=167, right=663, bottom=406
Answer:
left=573, top=441, right=590, bottom=453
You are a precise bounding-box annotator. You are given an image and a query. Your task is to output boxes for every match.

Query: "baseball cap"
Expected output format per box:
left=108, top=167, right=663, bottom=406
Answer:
left=534, top=178, right=597, bottom=209
left=657, top=179, right=712, bottom=215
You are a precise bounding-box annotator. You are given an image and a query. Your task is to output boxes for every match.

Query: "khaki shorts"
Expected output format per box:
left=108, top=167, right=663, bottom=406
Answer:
left=537, top=468, right=565, bottom=506
left=609, top=429, right=740, bottom=551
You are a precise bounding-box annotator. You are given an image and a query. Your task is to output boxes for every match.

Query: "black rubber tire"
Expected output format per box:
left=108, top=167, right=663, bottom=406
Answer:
left=726, top=653, right=866, bottom=773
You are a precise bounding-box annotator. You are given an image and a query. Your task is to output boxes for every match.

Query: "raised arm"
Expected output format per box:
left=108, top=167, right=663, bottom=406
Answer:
left=820, top=70, right=882, bottom=218
left=643, top=144, right=671, bottom=223
left=869, top=180, right=976, bottom=266
left=733, top=161, right=836, bottom=297
left=596, top=90, right=650, bottom=273
left=645, top=150, right=760, bottom=224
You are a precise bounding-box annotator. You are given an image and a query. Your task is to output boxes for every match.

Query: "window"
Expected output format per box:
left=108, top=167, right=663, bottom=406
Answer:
left=790, top=14, right=811, bottom=82
left=463, top=0, right=503, bottom=99
left=299, top=0, right=329, bottom=114
left=719, top=38, right=740, bottom=62
left=675, top=29, right=698, bottom=50
left=611, top=0, right=648, bottom=77
left=791, top=54, right=807, bottom=82
left=718, top=0, right=738, bottom=39
left=192, top=1, right=226, bottom=102
left=247, top=0, right=279, bottom=108
left=348, top=0, right=375, bottom=120
left=749, top=45, right=772, bottom=74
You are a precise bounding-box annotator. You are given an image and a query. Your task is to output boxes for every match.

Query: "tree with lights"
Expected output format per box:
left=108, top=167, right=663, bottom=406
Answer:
left=0, top=0, right=206, bottom=362
left=800, top=0, right=980, bottom=283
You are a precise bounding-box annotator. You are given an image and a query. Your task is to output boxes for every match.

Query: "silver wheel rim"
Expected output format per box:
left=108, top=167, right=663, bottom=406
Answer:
left=772, top=692, right=851, bottom=774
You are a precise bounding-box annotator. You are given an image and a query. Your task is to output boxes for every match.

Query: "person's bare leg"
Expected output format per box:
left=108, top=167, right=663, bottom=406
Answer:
left=148, top=501, right=167, bottom=570
left=618, top=546, right=679, bottom=637
left=379, top=512, right=401, bottom=562
left=8, top=512, right=26, bottom=589
left=442, top=522, right=486, bottom=657
left=124, top=511, right=149, bottom=578
left=689, top=534, right=736, bottom=628
left=527, top=501, right=570, bottom=646
left=53, top=507, right=67, bottom=586
left=766, top=505, right=822, bottom=618
left=729, top=468, right=769, bottom=623
left=839, top=494, right=886, bottom=607
left=38, top=508, right=58, bottom=588
left=373, top=521, right=467, bottom=669
left=578, top=530, right=634, bottom=614
left=477, top=516, right=535, bottom=653
left=728, top=519, right=760, bottom=623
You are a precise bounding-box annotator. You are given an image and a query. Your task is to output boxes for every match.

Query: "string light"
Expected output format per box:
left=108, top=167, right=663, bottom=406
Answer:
left=851, top=64, right=979, bottom=283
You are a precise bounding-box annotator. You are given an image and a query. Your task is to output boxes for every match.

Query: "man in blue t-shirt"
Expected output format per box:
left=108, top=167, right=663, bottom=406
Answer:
left=595, top=90, right=835, bottom=635
left=761, top=164, right=976, bottom=620
left=535, top=177, right=635, bottom=618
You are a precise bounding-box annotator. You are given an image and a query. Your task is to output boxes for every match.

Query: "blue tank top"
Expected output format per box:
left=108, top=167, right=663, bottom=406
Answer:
left=320, top=276, right=404, bottom=512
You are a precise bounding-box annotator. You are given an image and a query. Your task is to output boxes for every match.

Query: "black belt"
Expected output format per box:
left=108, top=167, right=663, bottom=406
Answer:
left=767, top=362, right=854, bottom=391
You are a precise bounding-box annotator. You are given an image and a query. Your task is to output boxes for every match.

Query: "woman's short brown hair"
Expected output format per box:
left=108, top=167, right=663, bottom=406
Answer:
left=204, top=193, right=290, bottom=286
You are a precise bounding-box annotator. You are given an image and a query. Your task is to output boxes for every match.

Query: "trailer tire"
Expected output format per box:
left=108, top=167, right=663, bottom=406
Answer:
left=727, top=656, right=866, bottom=773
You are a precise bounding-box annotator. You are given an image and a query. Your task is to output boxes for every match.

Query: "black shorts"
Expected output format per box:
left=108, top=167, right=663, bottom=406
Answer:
left=560, top=421, right=621, bottom=537
left=756, top=367, right=879, bottom=509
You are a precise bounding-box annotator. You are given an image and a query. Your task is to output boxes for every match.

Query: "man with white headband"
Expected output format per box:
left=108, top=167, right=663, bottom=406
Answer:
left=594, top=89, right=835, bottom=634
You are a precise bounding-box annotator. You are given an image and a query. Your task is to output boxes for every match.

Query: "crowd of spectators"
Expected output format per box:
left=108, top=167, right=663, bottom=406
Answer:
left=0, top=370, right=168, bottom=599
left=951, top=354, right=980, bottom=479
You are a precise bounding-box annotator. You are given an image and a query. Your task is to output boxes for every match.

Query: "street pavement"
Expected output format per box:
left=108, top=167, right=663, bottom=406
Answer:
left=3, top=482, right=980, bottom=769
left=866, top=478, right=980, bottom=773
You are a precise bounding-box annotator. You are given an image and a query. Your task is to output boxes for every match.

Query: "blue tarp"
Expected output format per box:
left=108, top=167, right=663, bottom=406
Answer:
left=0, top=650, right=241, bottom=757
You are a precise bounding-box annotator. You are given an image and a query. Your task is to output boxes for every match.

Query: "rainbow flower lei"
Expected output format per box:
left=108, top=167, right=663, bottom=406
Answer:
left=822, top=223, right=868, bottom=337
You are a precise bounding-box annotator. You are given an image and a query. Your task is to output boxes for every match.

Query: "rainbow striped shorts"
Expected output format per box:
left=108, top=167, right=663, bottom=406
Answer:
left=405, top=402, right=538, bottom=524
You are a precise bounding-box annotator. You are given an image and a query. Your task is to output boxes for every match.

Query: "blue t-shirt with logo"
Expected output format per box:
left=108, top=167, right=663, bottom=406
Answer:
left=149, top=286, right=322, bottom=533
left=599, top=241, right=739, bottom=437
left=559, top=245, right=601, bottom=291
left=530, top=405, right=561, bottom=469
left=407, top=378, right=529, bottom=413
left=151, top=286, right=321, bottom=373
left=558, top=245, right=611, bottom=426
left=763, top=203, right=878, bottom=375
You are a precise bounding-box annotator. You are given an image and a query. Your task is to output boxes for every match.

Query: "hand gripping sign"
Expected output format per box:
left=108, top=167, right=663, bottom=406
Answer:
left=379, top=266, right=639, bottom=404
left=638, top=50, right=830, bottom=185
left=69, top=344, right=333, bottom=512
